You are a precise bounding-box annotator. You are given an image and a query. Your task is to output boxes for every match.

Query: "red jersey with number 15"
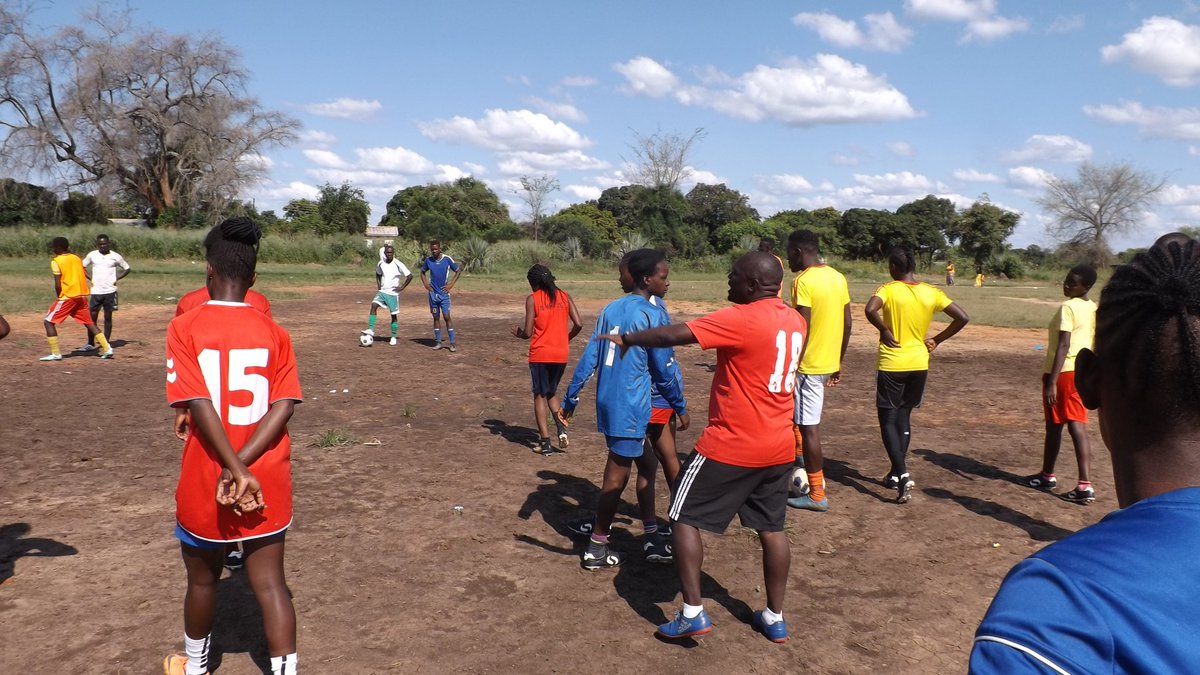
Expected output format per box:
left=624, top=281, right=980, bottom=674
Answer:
left=166, top=301, right=302, bottom=542
left=687, top=298, right=807, bottom=468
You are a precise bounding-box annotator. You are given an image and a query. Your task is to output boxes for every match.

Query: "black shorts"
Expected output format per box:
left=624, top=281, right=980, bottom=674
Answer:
left=876, top=370, right=928, bottom=409
left=668, top=452, right=791, bottom=533
left=529, top=363, right=566, bottom=397
left=89, top=292, right=117, bottom=312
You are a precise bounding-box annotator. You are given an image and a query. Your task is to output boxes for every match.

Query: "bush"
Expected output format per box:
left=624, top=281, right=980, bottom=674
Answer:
left=488, top=239, right=562, bottom=270
left=987, top=253, right=1027, bottom=280
left=711, top=219, right=776, bottom=253
left=459, top=236, right=492, bottom=273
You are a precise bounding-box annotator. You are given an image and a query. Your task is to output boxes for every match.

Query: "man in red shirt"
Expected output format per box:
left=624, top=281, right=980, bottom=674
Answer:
left=600, top=251, right=806, bottom=644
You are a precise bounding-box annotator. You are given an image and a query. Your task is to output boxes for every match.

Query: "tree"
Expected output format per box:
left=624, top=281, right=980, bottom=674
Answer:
left=0, top=7, right=297, bottom=225
left=625, top=128, right=706, bottom=190
left=0, top=178, right=59, bottom=225
left=949, top=198, right=1020, bottom=268
left=517, top=174, right=559, bottom=242
left=316, top=182, right=369, bottom=235
left=764, top=207, right=842, bottom=255
left=684, top=183, right=759, bottom=246
left=543, top=203, right=621, bottom=258
left=1037, top=162, right=1166, bottom=266
left=381, top=178, right=512, bottom=241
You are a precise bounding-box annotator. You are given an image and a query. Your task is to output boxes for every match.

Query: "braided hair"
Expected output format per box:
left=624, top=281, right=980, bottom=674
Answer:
left=1096, top=235, right=1200, bottom=437
left=204, top=217, right=262, bottom=284
left=527, top=263, right=559, bottom=305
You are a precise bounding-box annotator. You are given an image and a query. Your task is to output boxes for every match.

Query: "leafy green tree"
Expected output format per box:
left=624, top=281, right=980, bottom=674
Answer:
left=316, top=182, right=370, bottom=235
left=409, top=213, right=463, bottom=244
left=0, top=178, right=59, bottom=226
left=542, top=203, right=621, bottom=258
left=282, top=198, right=322, bottom=233
left=712, top=218, right=777, bottom=253
left=685, top=183, right=759, bottom=245
left=596, top=185, right=642, bottom=230
left=949, top=198, right=1020, bottom=269
left=633, top=185, right=708, bottom=257
left=381, top=177, right=512, bottom=241
left=837, top=208, right=900, bottom=260
left=61, top=192, right=106, bottom=225
left=764, top=208, right=842, bottom=255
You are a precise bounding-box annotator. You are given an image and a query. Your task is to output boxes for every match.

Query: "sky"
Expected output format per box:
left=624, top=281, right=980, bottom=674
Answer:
left=26, top=0, right=1200, bottom=250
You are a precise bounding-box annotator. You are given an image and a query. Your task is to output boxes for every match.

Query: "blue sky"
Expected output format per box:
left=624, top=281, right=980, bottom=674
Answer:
left=30, top=1, right=1200, bottom=250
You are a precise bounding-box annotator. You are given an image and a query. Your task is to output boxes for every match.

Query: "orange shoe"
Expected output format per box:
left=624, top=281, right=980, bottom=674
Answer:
left=163, top=653, right=206, bottom=675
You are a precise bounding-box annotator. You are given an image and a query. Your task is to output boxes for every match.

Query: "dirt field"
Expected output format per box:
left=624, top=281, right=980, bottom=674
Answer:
left=0, top=288, right=1111, bottom=674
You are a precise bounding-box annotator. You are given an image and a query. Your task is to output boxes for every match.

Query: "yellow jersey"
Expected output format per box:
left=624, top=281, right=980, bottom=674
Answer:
left=50, top=253, right=89, bottom=299
left=873, top=281, right=953, bottom=372
left=1044, top=297, right=1096, bottom=373
left=791, top=265, right=850, bottom=375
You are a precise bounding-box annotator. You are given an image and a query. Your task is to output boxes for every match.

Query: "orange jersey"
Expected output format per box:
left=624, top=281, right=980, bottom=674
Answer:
left=687, top=298, right=807, bottom=468
left=176, top=287, right=272, bottom=317
left=166, top=301, right=302, bottom=542
left=528, top=289, right=571, bottom=364
left=51, top=253, right=89, bottom=299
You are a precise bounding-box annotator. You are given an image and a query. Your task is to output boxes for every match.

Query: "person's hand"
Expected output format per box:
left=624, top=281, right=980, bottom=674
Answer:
left=879, top=330, right=900, bottom=349
left=1043, top=380, right=1057, bottom=407
left=827, top=371, right=842, bottom=387
left=924, top=337, right=939, bottom=353
left=676, top=412, right=691, bottom=431
left=597, top=333, right=629, bottom=357
left=510, top=324, right=522, bottom=338
left=174, top=410, right=191, bottom=441
left=216, top=468, right=265, bottom=514
left=555, top=408, right=572, bottom=428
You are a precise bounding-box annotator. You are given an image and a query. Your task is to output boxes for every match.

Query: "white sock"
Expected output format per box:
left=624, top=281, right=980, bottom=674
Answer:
left=270, top=653, right=297, bottom=675
left=184, top=634, right=210, bottom=675
left=762, top=607, right=784, bottom=625
left=682, top=602, right=705, bottom=619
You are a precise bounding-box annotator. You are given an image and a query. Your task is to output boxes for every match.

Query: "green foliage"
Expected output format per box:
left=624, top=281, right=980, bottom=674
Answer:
left=312, top=428, right=356, bottom=448
left=712, top=218, right=777, bottom=253
left=61, top=192, right=106, bottom=225
left=488, top=240, right=562, bottom=269
left=459, top=236, right=492, bottom=273
left=382, top=177, right=513, bottom=241
left=617, top=232, right=653, bottom=258
left=685, top=183, right=759, bottom=243
left=409, top=213, right=464, bottom=244
left=633, top=185, right=708, bottom=257
left=987, top=253, right=1027, bottom=279
left=561, top=236, right=585, bottom=262
left=542, top=213, right=615, bottom=258
left=764, top=208, right=843, bottom=256
left=316, top=183, right=370, bottom=235
left=0, top=179, right=59, bottom=226
left=949, top=198, right=1020, bottom=267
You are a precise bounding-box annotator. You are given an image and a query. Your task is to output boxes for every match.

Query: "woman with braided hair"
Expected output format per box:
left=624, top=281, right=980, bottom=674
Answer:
left=163, top=217, right=302, bottom=675
left=971, top=233, right=1200, bottom=673
left=511, top=263, right=583, bottom=455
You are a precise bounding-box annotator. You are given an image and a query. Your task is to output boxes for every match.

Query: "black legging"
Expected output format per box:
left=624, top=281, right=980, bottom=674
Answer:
left=878, top=407, right=913, bottom=477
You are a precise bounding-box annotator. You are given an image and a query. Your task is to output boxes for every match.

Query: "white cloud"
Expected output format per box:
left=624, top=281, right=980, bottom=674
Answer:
left=962, top=15, right=1030, bottom=43
left=953, top=168, right=1000, bottom=182
left=1191, top=146, right=1200, bottom=156
left=1101, top=17, right=1200, bottom=87
left=613, top=56, right=680, bottom=97
left=418, top=108, right=591, bottom=152
left=565, top=184, right=602, bottom=200
left=853, top=171, right=940, bottom=195
left=1083, top=101, right=1200, bottom=140
left=756, top=174, right=816, bottom=194
left=302, top=98, right=382, bottom=120
left=306, top=168, right=408, bottom=187
left=1047, top=15, right=1084, bottom=33
left=463, top=162, right=488, bottom=175
left=887, top=141, right=916, bottom=156
left=431, top=165, right=470, bottom=183
left=681, top=168, right=725, bottom=188
left=905, top=0, right=1028, bottom=44
left=792, top=11, right=913, bottom=52
left=254, top=181, right=320, bottom=202
left=561, top=75, right=598, bottom=87
left=298, top=129, right=336, bottom=146
left=496, top=150, right=610, bottom=175
left=302, top=149, right=350, bottom=169
left=524, top=96, right=587, bottom=123
left=1159, top=183, right=1200, bottom=206
left=1007, top=165, right=1056, bottom=190
left=831, top=152, right=865, bottom=166
left=240, top=153, right=273, bottom=170
left=616, top=55, right=918, bottom=127
left=1002, top=134, right=1093, bottom=163
left=354, top=146, right=435, bottom=174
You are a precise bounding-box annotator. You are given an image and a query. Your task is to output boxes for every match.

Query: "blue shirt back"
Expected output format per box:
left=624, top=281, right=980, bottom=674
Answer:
left=562, top=294, right=686, bottom=438
left=648, top=296, right=685, bottom=411
left=971, top=488, right=1200, bottom=674
left=420, top=255, right=460, bottom=293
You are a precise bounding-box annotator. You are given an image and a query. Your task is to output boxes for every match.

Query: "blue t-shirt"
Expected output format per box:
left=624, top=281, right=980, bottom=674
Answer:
left=971, top=487, right=1200, bottom=674
left=648, top=295, right=685, bottom=411
left=420, top=255, right=460, bottom=294
left=562, top=294, right=686, bottom=438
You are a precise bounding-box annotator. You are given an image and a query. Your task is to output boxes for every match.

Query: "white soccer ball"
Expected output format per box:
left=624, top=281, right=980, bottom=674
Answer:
left=359, top=333, right=374, bottom=347
left=791, top=467, right=810, bottom=497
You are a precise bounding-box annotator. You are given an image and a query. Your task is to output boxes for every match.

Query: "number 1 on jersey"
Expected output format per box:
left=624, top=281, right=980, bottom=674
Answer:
left=604, top=325, right=621, bottom=367
left=768, top=330, right=804, bottom=393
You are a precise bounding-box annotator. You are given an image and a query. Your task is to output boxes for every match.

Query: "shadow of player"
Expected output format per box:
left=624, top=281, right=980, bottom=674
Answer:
left=0, top=522, right=77, bottom=583
left=482, top=419, right=541, bottom=450
left=913, top=448, right=1027, bottom=486
left=513, top=470, right=643, bottom=555
left=408, top=337, right=437, bottom=348
left=922, top=487, right=1072, bottom=542
left=206, top=566, right=296, bottom=674
left=822, top=458, right=896, bottom=504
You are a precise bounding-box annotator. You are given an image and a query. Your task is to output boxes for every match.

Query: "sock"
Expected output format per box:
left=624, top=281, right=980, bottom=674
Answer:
left=809, top=470, right=826, bottom=503
left=448, top=328, right=456, bottom=344
left=390, top=321, right=398, bottom=337
left=270, top=653, right=297, bottom=675
left=643, top=519, right=658, bottom=536
left=47, top=336, right=60, bottom=356
left=589, top=533, right=609, bottom=546
left=1042, top=473, right=1056, bottom=479
left=434, top=328, right=442, bottom=343
left=793, top=425, right=804, bottom=461
left=94, top=333, right=110, bottom=352
left=682, top=603, right=705, bottom=619
left=184, top=633, right=210, bottom=675
left=761, top=607, right=783, bottom=625
left=1078, top=480, right=1092, bottom=490
left=368, top=315, right=377, bottom=331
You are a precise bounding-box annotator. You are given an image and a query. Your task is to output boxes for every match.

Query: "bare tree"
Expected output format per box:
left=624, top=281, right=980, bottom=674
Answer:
left=1037, top=162, right=1167, bottom=265
left=517, top=174, right=559, bottom=242
left=624, top=127, right=706, bottom=190
left=0, top=6, right=297, bottom=225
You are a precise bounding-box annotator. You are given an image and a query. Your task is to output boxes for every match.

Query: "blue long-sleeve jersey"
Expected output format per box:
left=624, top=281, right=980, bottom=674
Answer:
left=648, top=295, right=685, bottom=411
left=562, top=294, right=687, bottom=438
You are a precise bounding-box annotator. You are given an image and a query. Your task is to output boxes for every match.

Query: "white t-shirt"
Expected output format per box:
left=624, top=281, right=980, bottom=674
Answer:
left=376, top=259, right=411, bottom=295
left=82, top=250, right=130, bottom=294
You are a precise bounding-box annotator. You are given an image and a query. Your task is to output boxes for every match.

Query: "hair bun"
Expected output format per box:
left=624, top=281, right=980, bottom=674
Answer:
left=220, top=217, right=262, bottom=246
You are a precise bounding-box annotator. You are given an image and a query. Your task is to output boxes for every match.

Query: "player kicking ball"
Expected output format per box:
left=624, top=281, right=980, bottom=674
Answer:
left=362, top=244, right=412, bottom=346
left=40, top=236, right=113, bottom=361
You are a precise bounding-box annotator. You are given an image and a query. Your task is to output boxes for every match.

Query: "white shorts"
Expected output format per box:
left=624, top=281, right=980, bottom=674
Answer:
left=793, top=374, right=831, bottom=426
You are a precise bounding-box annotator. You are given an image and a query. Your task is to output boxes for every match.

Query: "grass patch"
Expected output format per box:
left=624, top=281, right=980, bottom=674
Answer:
left=312, top=428, right=357, bottom=448
left=401, top=404, right=416, bottom=418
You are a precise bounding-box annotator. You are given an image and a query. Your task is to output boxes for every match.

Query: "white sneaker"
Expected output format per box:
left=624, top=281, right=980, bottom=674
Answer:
left=389, top=337, right=397, bottom=346
left=99, top=348, right=114, bottom=359
left=39, top=354, right=63, bottom=361
left=361, top=329, right=375, bottom=336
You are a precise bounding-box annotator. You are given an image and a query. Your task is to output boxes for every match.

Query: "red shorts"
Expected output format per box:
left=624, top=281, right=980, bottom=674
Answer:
left=650, top=408, right=674, bottom=425
left=1043, top=372, right=1088, bottom=425
left=44, top=297, right=93, bottom=326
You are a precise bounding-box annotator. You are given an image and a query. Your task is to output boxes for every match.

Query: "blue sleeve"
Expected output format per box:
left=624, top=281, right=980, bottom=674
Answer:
left=449, top=259, right=461, bottom=272
left=562, top=318, right=604, bottom=414
left=645, top=308, right=686, bottom=415
left=969, top=639, right=1067, bottom=674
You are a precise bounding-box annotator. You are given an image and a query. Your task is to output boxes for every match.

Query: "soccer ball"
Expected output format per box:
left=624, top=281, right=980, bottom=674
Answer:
left=790, top=467, right=810, bottom=497
left=359, top=333, right=374, bottom=347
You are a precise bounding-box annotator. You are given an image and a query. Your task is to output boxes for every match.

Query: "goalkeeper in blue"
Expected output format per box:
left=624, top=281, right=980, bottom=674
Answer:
left=558, top=248, right=689, bottom=570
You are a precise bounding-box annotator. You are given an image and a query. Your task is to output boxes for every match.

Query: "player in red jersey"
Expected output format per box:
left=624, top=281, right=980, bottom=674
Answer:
left=600, top=251, right=806, bottom=644
left=162, top=218, right=301, bottom=675
left=176, top=286, right=272, bottom=317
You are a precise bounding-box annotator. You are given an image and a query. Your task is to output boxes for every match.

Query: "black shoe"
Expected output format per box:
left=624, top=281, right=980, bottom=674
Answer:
left=643, top=533, right=673, bottom=563
left=1063, top=486, right=1095, bottom=504
left=883, top=473, right=900, bottom=490
left=536, top=439, right=555, bottom=455
left=1025, top=473, right=1058, bottom=490
left=224, top=549, right=244, bottom=571
left=581, top=544, right=622, bottom=570
left=896, top=473, right=915, bottom=504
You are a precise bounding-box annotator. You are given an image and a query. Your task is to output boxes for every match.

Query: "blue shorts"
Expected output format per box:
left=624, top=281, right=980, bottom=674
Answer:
left=428, top=291, right=451, bottom=315
left=174, top=523, right=286, bottom=549
left=605, top=435, right=644, bottom=458
left=529, top=363, right=566, bottom=397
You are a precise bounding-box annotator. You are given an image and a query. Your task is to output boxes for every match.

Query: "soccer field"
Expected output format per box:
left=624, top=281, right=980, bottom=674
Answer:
left=0, top=284, right=1108, bottom=673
